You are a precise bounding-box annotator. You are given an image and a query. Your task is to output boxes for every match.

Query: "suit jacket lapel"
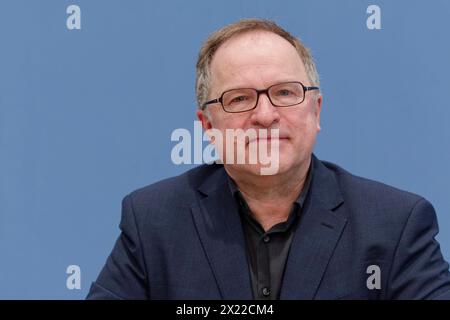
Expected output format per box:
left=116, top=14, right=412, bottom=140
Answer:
left=190, top=155, right=347, bottom=300
left=280, top=156, right=347, bottom=299
left=190, top=167, right=253, bottom=299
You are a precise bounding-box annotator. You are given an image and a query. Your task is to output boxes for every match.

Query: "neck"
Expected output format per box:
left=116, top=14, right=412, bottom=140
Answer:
left=224, top=157, right=311, bottom=230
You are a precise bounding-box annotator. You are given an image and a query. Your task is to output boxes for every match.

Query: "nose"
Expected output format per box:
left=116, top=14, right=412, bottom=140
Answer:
left=250, top=92, right=280, bottom=128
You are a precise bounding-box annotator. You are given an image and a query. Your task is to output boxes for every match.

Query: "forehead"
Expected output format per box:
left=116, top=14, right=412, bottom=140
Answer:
left=209, top=31, right=308, bottom=91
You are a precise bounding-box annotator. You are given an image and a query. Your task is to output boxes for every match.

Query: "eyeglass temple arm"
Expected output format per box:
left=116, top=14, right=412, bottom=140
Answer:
left=201, top=98, right=220, bottom=110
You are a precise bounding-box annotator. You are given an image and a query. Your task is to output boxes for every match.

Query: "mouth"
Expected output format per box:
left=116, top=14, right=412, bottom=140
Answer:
left=247, top=136, right=289, bottom=145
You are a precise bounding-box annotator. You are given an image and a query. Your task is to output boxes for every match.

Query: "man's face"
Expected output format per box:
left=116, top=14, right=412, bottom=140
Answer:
left=197, top=31, right=322, bottom=176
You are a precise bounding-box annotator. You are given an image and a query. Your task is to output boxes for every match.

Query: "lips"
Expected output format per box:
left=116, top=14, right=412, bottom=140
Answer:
left=247, top=136, right=289, bottom=144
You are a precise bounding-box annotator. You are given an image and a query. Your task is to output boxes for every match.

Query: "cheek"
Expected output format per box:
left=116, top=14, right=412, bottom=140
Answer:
left=284, top=111, right=319, bottom=145
left=211, top=114, right=249, bottom=131
left=285, top=109, right=315, bottom=131
left=209, top=115, right=249, bottom=151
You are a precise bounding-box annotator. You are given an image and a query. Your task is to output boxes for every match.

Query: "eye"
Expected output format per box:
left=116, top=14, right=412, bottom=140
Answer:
left=230, top=95, right=249, bottom=103
left=276, top=89, right=293, bottom=96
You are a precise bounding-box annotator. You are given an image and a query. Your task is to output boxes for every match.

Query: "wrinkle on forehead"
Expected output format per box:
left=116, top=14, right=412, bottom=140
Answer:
left=210, top=31, right=308, bottom=93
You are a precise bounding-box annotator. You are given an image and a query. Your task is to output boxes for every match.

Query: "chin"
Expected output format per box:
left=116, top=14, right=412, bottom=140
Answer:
left=227, top=157, right=291, bottom=177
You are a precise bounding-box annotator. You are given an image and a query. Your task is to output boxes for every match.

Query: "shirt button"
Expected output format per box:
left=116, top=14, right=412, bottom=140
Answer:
left=262, top=287, right=271, bottom=297
left=263, top=235, right=270, bottom=243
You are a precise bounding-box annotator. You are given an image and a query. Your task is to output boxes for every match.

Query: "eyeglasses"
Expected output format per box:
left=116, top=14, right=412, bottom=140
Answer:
left=201, top=81, right=319, bottom=113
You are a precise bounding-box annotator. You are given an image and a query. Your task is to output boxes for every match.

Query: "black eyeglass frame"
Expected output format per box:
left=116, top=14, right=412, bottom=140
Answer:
left=201, top=81, right=319, bottom=113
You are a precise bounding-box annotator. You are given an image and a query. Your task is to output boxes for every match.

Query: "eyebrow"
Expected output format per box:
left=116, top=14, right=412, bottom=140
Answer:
left=219, top=79, right=305, bottom=92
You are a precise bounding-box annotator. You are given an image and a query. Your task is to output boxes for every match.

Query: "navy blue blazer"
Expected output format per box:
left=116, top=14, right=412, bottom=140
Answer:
left=87, top=155, right=450, bottom=299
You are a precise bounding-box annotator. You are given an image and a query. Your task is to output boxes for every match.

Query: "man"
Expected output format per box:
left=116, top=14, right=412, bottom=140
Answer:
left=87, top=19, right=450, bottom=299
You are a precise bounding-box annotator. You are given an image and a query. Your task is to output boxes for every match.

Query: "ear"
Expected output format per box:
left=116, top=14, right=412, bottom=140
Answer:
left=314, top=94, right=322, bottom=131
left=197, top=109, right=212, bottom=130
left=197, top=109, right=216, bottom=143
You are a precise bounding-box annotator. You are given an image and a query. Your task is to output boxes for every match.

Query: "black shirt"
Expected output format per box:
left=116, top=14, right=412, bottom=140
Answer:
left=227, top=162, right=313, bottom=300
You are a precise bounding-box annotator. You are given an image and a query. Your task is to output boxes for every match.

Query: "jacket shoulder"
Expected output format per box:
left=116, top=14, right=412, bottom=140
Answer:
left=319, top=159, right=437, bottom=256
left=320, top=160, right=427, bottom=218
left=125, top=164, right=222, bottom=207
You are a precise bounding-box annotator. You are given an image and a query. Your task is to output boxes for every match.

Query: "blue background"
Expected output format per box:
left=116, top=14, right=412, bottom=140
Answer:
left=1, top=0, right=449, bottom=299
